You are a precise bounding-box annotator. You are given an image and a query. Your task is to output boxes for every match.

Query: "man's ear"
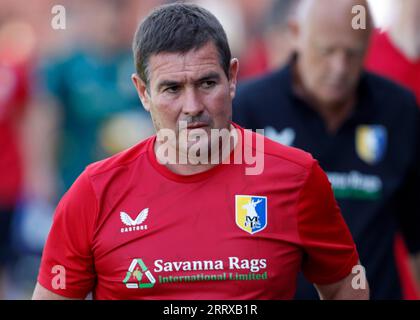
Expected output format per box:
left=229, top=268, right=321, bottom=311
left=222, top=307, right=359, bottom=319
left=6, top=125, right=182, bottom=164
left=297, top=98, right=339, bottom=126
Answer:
left=229, top=58, right=239, bottom=100
left=131, top=73, right=151, bottom=112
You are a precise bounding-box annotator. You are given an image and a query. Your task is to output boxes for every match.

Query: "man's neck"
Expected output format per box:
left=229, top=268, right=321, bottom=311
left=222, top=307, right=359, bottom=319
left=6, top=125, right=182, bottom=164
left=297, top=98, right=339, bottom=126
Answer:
left=164, top=161, right=216, bottom=176
left=389, top=13, right=420, bottom=61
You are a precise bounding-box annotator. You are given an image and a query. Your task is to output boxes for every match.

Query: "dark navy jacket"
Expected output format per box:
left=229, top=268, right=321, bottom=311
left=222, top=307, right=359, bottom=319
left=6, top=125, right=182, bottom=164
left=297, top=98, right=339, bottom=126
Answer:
left=233, top=63, right=420, bottom=299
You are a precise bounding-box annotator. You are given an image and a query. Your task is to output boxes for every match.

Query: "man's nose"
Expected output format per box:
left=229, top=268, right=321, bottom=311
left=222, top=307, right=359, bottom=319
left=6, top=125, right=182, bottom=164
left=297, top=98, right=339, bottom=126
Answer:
left=329, top=51, right=348, bottom=77
left=182, top=87, right=204, bottom=116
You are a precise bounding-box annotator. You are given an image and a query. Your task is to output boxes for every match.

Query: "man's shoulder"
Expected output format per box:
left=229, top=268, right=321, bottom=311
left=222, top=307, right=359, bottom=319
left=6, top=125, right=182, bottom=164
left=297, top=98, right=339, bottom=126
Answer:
left=233, top=67, right=291, bottom=127
left=362, top=72, right=419, bottom=131
left=364, top=71, right=418, bottom=108
left=263, top=134, right=315, bottom=170
left=235, top=67, right=289, bottom=101
left=85, top=136, right=154, bottom=178
left=242, top=127, right=315, bottom=171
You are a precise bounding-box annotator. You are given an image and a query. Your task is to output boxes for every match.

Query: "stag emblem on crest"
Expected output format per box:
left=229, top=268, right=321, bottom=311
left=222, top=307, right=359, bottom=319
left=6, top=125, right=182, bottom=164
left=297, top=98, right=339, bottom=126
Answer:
left=235, top=196, right=267, bottom=235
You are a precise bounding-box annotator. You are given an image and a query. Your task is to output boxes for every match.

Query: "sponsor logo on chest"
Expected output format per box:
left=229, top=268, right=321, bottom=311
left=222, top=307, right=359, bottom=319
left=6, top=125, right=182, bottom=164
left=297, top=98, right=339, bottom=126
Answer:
left=120, top=208, right=149, bottom=233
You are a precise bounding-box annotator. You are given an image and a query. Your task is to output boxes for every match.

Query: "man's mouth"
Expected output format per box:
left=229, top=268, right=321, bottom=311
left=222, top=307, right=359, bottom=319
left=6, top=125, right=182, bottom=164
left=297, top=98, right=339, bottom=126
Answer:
left=186, top=122, right=209, bottom=129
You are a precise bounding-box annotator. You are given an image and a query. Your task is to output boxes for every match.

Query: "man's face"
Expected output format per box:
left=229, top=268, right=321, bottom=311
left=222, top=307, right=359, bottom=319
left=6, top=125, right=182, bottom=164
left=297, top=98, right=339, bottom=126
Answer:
left=406, top=0, right=420, bottom=20
left=133, top=41, right=238, bottom=155
left=294, top=7, right=370, bottom=106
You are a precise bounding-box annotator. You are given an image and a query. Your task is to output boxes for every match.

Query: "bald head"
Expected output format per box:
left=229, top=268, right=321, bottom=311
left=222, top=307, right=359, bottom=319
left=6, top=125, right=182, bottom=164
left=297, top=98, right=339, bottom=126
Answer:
left=298, top=0, right=373, bottom=37
left=291, top=0, right=373, bottom=107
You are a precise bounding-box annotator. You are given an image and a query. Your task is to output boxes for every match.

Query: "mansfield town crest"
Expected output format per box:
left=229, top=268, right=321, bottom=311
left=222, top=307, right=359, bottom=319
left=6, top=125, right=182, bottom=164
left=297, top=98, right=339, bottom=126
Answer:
left=235, top=195, right=267, bottom=235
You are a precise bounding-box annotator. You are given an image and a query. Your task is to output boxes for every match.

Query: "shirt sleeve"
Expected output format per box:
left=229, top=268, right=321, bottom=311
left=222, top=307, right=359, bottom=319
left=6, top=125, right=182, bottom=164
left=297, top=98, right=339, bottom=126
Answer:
left=297, top=161, right=359, bottom=285
left=37, top=171, right=97, bottom=299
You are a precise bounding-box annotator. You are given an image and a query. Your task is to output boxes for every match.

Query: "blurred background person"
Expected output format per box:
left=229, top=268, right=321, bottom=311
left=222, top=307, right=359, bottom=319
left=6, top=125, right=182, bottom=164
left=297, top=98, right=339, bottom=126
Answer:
left=234, top=0, right=274, bottom=79
left=194, top=0, right=276, bottom=80
left=365, top=0, right=420, bottom=300
left=1, top=0, right=162, bottom=299
left=0, top=10, right=31, bottom=300
left=37, top=0, right=156, bottom=196
left=233, top=0, right=420, bottom=299
left=366, top=0, right=420, bottom=104
left=261, top=0, right=299, bottom=72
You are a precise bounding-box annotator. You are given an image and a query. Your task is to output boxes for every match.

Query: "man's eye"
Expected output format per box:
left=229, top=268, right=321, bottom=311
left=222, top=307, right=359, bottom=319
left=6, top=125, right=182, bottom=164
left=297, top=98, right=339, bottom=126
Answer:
left=201, top=81, right=216, bottom=89
left=319, top=47, right=334, bottom=56
left=165, top=86, right=180, bottom=93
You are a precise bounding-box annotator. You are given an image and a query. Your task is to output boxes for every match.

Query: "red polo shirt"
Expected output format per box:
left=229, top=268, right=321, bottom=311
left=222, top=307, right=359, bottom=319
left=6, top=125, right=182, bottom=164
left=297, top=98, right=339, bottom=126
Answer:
left=38, top=125, right=358, bottom=299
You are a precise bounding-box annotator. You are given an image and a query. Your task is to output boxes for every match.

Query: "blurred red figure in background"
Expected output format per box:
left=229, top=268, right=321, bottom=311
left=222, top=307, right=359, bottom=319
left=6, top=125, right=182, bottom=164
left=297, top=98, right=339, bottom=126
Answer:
left=366, top=0, right=420, bottom=104
left=0, top=12, right=34, bottom=298
left=365, top=0, right=420, bottom=299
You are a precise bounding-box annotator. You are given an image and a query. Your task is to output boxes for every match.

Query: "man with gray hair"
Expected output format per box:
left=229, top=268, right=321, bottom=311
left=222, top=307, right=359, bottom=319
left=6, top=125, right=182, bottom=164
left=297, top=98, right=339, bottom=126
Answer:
left=33, top=3, right=367, bottom=300
left=234, top=0, right=420, bottom=299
